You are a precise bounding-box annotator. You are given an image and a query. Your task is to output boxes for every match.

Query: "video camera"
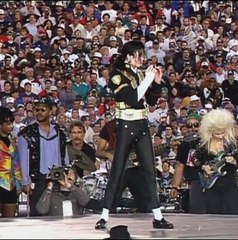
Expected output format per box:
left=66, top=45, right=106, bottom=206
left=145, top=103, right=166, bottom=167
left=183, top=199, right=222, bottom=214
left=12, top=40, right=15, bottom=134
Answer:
left=49, top=166, right=69, bottom=181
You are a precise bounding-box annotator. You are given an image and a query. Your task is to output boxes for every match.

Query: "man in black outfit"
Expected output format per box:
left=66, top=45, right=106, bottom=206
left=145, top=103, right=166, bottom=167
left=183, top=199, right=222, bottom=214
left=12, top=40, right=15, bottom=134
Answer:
left=95, top=40, right=173, bottom=230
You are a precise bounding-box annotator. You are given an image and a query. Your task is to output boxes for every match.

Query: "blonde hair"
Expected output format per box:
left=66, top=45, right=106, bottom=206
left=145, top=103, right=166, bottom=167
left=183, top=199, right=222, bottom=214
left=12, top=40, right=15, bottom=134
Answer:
left=199, top=109, right=237, bottom=149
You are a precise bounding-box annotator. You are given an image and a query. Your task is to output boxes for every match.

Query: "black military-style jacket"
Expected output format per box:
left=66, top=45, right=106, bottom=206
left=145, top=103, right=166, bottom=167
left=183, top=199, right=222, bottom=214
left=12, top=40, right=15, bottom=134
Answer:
left=108, top=67, right=163, bottom=109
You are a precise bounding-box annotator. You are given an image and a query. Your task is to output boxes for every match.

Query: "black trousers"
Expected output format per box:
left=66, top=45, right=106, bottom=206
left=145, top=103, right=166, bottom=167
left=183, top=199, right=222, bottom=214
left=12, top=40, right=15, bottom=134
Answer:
left=204, top=174, right=238, bottom=214
left=189, top=180, right=206, bottom=214
left=29, top=174, right=47, bottom=216
left=122, top=165, right=152, bottom=212
left=103, top=119, right=160, bottom=210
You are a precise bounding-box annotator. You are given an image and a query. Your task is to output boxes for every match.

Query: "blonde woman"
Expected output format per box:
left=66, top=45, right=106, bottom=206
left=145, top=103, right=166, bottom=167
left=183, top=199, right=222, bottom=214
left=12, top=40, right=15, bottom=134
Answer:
left=194, top=109, right=238, bottom=214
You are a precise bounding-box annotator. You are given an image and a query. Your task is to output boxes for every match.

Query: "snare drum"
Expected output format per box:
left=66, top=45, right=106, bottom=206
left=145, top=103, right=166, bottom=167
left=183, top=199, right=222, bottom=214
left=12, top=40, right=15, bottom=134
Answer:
left=82, top=174, right=108, bottom=212
left=81, top=174, right=108, bottom=200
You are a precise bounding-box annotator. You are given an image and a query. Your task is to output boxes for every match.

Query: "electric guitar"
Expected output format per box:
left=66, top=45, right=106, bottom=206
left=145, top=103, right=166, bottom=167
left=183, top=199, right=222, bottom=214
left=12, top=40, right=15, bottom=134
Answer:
left=199, top=150, right=236, bottom=191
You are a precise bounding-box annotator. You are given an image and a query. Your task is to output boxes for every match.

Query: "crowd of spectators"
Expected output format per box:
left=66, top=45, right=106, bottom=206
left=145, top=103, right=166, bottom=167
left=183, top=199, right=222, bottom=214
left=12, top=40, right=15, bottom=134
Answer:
left=1, top=0, right=238, bottom=213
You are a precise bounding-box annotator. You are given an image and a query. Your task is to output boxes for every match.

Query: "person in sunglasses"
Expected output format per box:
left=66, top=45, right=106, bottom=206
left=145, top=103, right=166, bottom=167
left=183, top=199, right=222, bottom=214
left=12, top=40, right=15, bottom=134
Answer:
left=170, top=113, right=206, bottom=214
left=18, top=97, right=69, bottom=216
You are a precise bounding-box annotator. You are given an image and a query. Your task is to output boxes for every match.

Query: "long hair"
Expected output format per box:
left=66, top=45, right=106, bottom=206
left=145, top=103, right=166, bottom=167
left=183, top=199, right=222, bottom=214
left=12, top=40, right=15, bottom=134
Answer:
left=111, top=40, right=145, bottom=70
left=199, top=109, right=237, bottom=149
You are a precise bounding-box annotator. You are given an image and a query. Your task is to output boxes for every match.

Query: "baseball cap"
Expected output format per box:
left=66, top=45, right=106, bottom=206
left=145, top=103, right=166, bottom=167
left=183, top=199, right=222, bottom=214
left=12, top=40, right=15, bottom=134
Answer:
left=24, top=80, right=32, bottom=86
left=197, top=45, right=204, bottom=50
left=109, top=36, right=117, bottom=41
left=160, top=113, right=167, bottom=118
left=49, top=86, right=57, bottom=92
left=34, top=97, right=54, bottom=109
left=33, top=47, right=41, bottom=52
left=216, top=51, right=223, bottom=57
left=55, top=2, right=64, bottom=7
left=6, top=97, right=15, bottom=104
left=62, top=49, right=70, bottom=55
left=187, top=113, right=202, bottom=122
left=93, top=52, right=102, bottom=58
left=149, top=31, right=156, bottom=35
left=228, top=70, right=234, bottom=75
left=201, top=61, right=209, bottom=67
left=190, top=95, right=200, bottom=101
left=153, top=39, right=159, bottom=44
left=131, top=19, right=138, bottom=25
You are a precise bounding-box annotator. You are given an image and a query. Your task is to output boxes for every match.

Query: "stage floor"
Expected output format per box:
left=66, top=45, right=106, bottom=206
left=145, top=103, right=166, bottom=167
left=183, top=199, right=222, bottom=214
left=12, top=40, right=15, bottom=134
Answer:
left=1, top=213, right=238, bottom=239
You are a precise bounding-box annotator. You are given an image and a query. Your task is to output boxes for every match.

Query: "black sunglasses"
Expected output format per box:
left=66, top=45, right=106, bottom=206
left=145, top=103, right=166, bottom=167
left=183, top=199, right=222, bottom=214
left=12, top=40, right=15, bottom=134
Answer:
left=35, top=108, right=47, bottom=112
left=186, top=122, right=200, bottom=128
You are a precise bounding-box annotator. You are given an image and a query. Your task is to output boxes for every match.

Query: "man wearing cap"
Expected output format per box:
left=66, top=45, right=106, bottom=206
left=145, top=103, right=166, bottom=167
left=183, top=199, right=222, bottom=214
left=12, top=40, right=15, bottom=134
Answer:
left=5, top=97, right=16, bottom=112
left=221, top=70, right=238, bottom=106
left=170, top=113, right=206, bottom=214
left=48, top=86, right=60, bottom=104
left=188, top=95, right=202, bottom=114
left=0, top=106, right=22, bottom=217
left=20, top=67, right=43, bottom=95
left=211, top=39, right=228, bottom=60
left=108, top=36, right=119, bottom=57
left=18, top=97, right=69, bottom=216
left=146, top=39, right=166, bottom=66
left=18, top=81, right=39, bottom=105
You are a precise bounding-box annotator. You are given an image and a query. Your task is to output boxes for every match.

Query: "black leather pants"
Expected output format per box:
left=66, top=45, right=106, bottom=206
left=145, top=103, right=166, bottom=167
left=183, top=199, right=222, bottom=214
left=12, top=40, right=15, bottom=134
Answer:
left=103, top=119, right=160, bottom=210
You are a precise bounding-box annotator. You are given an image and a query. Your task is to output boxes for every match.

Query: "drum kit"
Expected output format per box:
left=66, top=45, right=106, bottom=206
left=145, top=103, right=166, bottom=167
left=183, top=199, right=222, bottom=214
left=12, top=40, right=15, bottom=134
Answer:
left=80, top=173, right=108, bottom=201
left=79, top=159, right=138, bottom=212
left=79, top=167, right=189, bottom=213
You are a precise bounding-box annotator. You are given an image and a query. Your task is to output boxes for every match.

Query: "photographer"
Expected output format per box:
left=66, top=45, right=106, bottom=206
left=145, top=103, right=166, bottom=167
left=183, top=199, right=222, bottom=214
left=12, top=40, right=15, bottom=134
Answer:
left=36, top=167, right=90, bottom=216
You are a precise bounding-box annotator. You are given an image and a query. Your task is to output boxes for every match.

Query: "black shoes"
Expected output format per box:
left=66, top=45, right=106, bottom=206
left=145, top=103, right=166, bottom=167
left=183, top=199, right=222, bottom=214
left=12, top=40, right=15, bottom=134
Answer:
left=153, top=218, right=174, bottom=229
left=95, top=219, right=107, bottom=230
left=95, top=218, right=173, bottom=230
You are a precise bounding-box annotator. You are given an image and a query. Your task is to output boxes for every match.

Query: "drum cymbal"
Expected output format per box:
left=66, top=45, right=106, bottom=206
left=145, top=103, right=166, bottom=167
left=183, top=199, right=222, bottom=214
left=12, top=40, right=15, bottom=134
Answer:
left=67, top=145, right=97, bottom=172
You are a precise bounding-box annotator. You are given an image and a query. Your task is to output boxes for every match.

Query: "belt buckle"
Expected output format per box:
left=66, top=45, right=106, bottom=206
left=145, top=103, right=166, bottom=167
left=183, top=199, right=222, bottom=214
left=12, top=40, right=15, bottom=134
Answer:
left=125, top=112, right=133, bottom=118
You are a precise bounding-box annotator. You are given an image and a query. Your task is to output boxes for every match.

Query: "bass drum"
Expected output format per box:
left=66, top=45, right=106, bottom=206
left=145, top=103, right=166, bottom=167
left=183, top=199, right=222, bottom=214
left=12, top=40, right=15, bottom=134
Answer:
left=117, top=187, right=136, bottom=211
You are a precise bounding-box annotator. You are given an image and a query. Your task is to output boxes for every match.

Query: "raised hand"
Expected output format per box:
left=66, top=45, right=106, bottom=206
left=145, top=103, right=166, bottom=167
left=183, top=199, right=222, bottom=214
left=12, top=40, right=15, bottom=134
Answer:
left=154, top=67, right=163, bottom=84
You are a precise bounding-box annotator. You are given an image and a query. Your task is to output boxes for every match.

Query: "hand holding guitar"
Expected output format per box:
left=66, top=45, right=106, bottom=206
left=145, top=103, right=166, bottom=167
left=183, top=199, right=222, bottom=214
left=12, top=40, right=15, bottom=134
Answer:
left=201, top=164, right=215, bottom=176
left=225, top=155, right=237, bottom=166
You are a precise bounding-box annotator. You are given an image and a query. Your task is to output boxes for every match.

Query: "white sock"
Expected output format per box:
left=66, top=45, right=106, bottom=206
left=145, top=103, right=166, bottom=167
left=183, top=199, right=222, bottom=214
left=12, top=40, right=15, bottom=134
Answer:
left=100, top=208, right=109, bottom=221
left=152, top=207, right=163, bottom=221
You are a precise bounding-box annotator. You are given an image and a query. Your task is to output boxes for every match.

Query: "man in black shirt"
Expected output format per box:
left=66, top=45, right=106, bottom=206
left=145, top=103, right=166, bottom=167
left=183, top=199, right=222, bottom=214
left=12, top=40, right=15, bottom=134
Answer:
left=170, top=113, right=206, bottom=214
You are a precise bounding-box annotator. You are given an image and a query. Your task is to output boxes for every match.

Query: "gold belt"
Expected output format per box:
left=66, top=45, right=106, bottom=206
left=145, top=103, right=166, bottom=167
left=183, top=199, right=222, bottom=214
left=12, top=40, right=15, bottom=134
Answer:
left=116, top=102, right=131, bottom=109
left=116, top=108, right=148, bottom=121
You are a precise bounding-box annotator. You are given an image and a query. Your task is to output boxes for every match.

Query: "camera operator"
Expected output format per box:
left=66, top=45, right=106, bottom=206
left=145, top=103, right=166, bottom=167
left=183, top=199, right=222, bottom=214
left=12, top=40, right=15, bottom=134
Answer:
left=36, top=166, right=90, bottom=216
